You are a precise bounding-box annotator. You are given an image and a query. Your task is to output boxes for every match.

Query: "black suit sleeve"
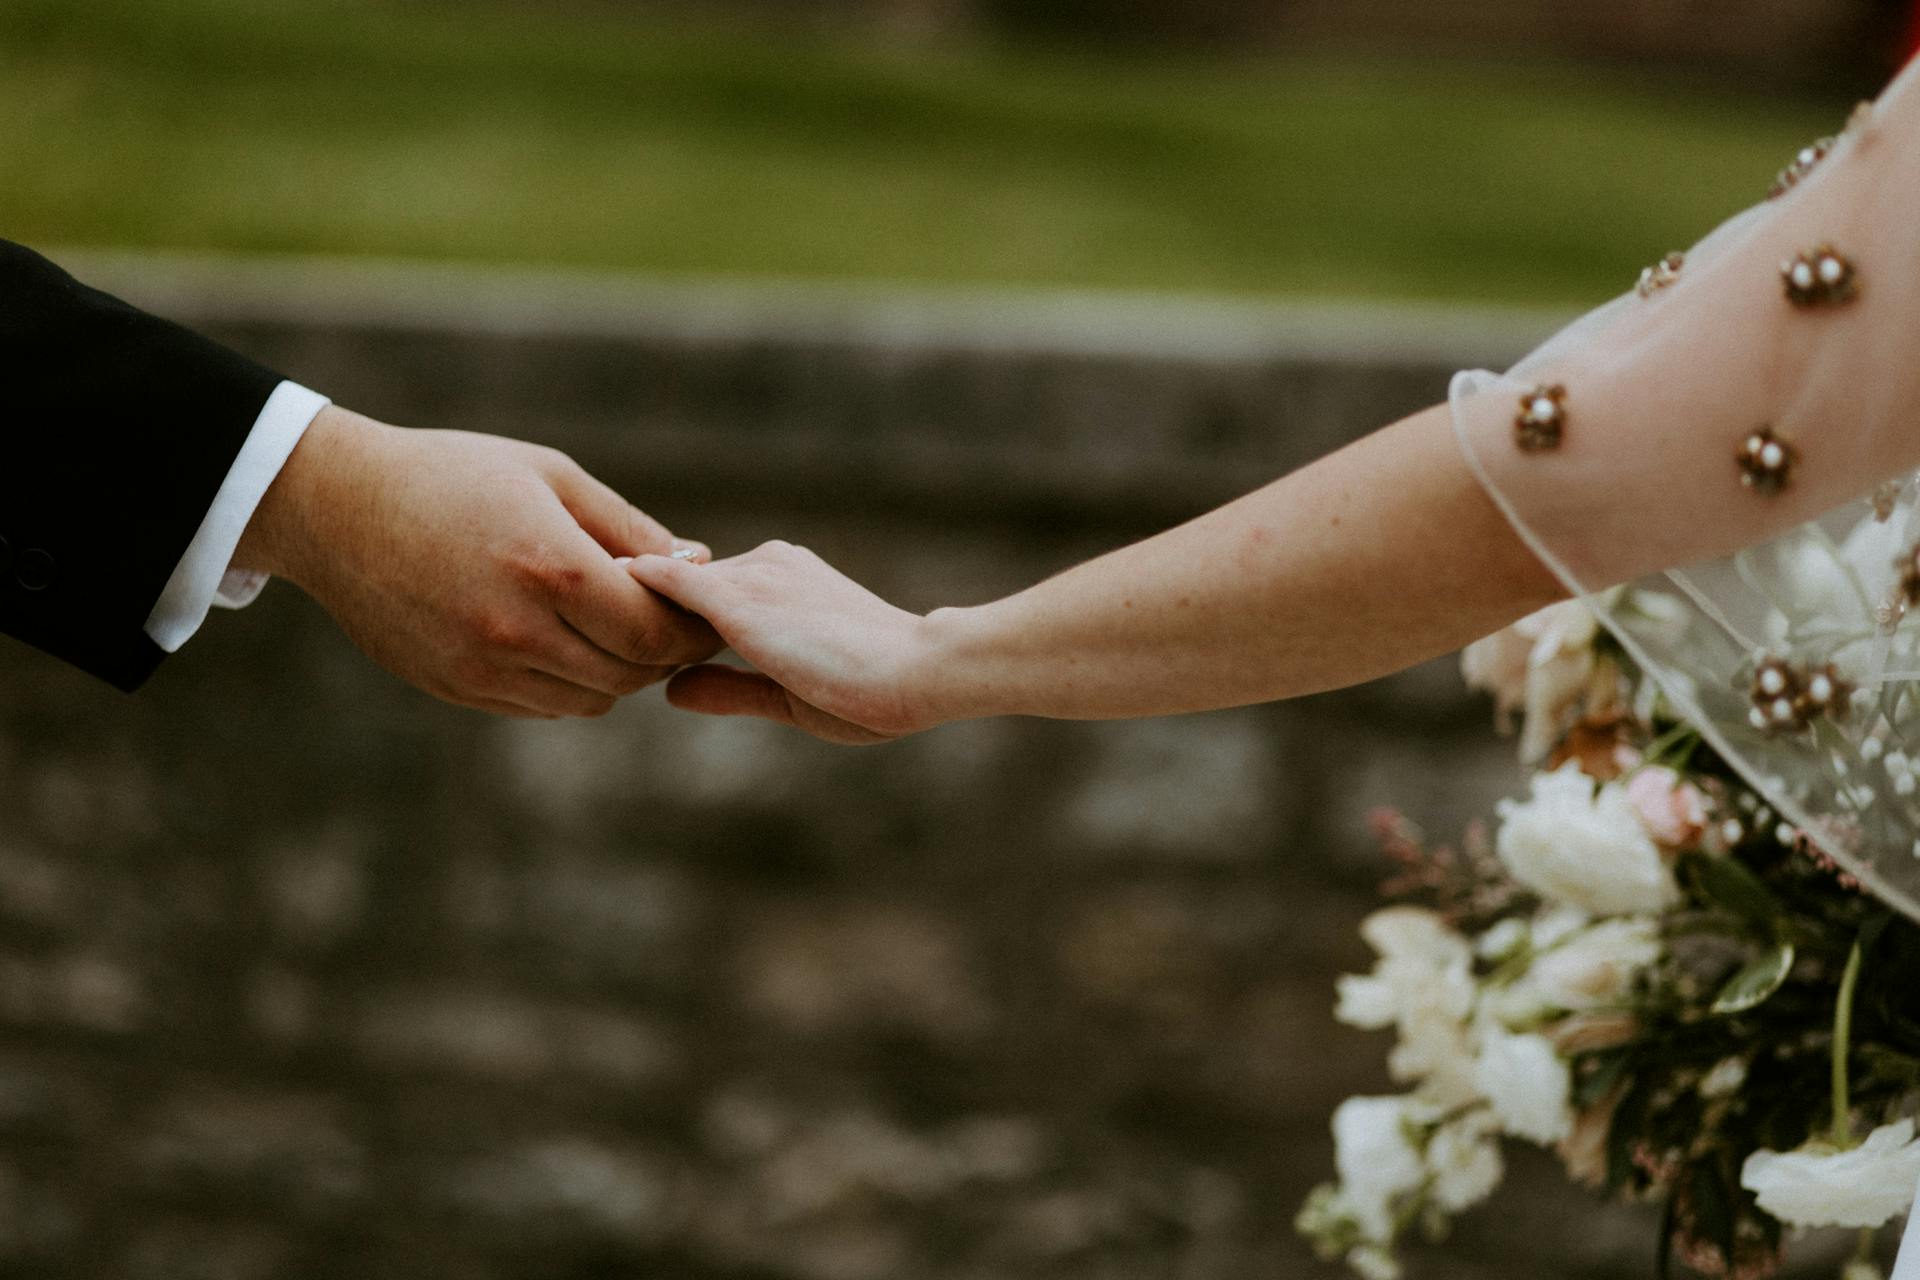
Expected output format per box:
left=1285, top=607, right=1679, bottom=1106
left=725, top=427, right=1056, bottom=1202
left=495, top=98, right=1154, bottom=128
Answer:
left=0, top=239, right=285, bottom=691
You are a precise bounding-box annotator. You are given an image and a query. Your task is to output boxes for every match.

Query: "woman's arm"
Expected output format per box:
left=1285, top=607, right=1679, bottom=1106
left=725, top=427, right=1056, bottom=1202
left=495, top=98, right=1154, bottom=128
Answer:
left=629, top=399, right=1566, bottom=743
left=633, top=58, right=1920, bottom=746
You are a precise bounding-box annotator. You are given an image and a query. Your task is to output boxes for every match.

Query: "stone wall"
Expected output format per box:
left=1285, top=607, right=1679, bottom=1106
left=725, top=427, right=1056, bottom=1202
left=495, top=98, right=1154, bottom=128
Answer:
left=0, top=256, right=1857, bottom=1278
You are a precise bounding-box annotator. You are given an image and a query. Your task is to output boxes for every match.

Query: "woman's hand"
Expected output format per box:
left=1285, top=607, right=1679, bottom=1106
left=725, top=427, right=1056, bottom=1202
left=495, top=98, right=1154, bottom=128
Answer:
left=628, top=541, right=945, bottom=745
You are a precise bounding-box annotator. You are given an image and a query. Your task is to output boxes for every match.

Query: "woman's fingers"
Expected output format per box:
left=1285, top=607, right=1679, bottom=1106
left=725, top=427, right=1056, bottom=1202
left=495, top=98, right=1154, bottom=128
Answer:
left=665, top=664, right=793, bottom=720
left=665, top=665, right=896, bottom=746
left=627, top=552, right=730, bottom=616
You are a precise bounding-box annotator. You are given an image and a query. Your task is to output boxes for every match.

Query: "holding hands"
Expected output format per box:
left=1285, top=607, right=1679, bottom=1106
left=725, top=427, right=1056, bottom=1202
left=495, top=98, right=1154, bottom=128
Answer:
left=629, top=541, right=943, bottom=745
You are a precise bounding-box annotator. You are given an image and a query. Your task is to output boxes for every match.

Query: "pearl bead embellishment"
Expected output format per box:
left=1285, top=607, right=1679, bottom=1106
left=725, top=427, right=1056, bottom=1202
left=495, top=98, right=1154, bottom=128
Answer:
left=1769, top=135, right=1834, bottom=198
left=1636, top=251, right=1684, bottom=297
left=1781, top=245, right=1858, bottom=307
left=1747, top=655, right=1851, bottom=735
left=1737, top=427, right=1796, bottom=495
left=1513, top=384, right=1567, bottom=452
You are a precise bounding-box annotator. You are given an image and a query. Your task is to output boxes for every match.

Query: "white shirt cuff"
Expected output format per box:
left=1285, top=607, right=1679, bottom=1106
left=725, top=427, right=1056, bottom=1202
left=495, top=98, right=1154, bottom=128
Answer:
left=143, top=381, right=330, bottom=653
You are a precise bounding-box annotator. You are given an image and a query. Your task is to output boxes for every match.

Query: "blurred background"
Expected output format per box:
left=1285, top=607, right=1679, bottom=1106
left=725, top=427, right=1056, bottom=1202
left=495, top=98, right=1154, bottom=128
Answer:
left=0, top=2, right=1911, bottom=1277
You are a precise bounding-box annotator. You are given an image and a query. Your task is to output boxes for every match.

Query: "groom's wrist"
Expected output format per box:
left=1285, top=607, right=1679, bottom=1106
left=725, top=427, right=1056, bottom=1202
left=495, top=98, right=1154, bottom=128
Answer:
left=231, top=403, right=380, bottom=588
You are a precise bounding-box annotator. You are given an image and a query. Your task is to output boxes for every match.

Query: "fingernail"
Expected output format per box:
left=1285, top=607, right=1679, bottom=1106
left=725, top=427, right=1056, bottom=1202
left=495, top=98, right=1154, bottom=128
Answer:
left=614, top=556, right=635, bottom=568
left=670, top=548, right=698, bottom=561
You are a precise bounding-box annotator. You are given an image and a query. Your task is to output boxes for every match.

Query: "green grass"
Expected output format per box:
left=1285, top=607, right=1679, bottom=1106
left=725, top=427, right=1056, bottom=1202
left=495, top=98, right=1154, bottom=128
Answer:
left=0, top=0, right=1850, bottom=303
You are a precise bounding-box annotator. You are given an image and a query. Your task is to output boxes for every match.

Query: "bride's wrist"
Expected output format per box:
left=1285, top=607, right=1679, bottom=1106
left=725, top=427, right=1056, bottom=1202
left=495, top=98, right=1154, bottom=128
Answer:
left=908, top=603, right=1018, bottom=727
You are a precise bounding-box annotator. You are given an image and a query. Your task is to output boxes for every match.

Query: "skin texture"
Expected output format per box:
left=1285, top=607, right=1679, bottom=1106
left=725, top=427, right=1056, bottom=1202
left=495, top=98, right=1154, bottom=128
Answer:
left=628, top=400, right=1567, bottom=745
left=234, top=405, right=721, bottom=718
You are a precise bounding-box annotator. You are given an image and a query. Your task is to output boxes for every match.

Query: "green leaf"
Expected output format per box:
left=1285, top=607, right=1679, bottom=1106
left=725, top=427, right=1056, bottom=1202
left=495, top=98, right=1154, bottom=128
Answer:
left=1685, top=853, right=1784, bottom=935
left=1574, top=1049, right=1633, bottom=1109
left=1712, top=942, right=1796, bottom=1015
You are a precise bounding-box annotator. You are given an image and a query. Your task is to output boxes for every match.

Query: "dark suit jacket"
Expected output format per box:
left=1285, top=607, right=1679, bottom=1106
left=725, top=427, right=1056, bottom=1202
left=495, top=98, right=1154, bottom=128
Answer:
left=1, top=239, right=284, bottom=691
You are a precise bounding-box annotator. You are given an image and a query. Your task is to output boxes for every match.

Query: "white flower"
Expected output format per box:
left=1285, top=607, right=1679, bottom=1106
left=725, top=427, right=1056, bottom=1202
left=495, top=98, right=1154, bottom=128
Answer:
left=1336, top=909, right=1474, bottom=1027
left=1740, top=1119, right=1920, bottom=1229
left=1426, top=1111, right=1504, bottom=1212
left=1530, top=904, right=1589, bottom=950
left=1495, top=762, right=1680, bottom=916
left=1332, top=1096, right=1430, bottom=1240
left=1387, top=1008, right=1479, bottom=1107
left=1346, top=1244, right=1404, bottom=1280
left=1473, top=1027, right=1572, bottom=1145
left=1474, top=917, right=1529, bottom=961
left=1698, top=1057, right=1749, bottom=1099
left=1489, top=916, right=1662, bottom=1026
left=1764, top=518, right=1906, bottom=673
left=1460, top=629, right=1530, bottom=724
left=1336, top=908, right=1478, bottom=1098
left=1461, top=601, right=1599, bottom=763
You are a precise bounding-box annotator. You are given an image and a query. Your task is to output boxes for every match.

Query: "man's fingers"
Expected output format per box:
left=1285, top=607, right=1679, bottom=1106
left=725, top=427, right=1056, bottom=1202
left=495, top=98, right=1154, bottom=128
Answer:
left=544, top=461, right=695, bottom=560
left=526, top=621, right=674, bottom=697
left=494, top=669, right=620, bottom=718
left=460, top=695, right=563, bottom=720
left=555, top=546, right=723, bottom=667
left=665, top=666, right=894, bottom=746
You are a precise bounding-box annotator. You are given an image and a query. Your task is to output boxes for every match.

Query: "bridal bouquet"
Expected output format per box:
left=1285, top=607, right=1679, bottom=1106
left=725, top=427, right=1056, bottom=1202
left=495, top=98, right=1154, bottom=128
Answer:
left=1298, top=597, right=1920, bottom=1280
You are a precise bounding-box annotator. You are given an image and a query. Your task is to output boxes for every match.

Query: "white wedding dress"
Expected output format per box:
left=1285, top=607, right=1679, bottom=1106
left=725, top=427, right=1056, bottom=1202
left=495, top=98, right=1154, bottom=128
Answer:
left=1447, top=53, right=1920, bottom=1270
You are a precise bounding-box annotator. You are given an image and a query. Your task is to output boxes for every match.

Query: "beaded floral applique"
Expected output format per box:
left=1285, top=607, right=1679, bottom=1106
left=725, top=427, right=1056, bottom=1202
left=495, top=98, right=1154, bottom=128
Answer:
left=1736, top=427, right=1796, bottom=495
left=1781, top=245, right=1858, bottom=307
left=1636, top=252, right=1684, bottom=298
left=1747, top=656, right=1852, bottom=734
left=1513, top=384, right=1566, bottom=452
left=1769, top=138, right=1835, bottom=198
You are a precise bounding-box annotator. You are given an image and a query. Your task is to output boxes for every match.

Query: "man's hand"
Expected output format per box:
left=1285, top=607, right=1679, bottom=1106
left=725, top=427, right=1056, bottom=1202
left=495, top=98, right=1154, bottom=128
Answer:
left=234, top=406, right=721, bottom=717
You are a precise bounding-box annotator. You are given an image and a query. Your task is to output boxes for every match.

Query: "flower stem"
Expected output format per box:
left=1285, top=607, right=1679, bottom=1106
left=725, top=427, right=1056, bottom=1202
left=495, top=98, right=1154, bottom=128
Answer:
left=1831, top=938, right=1864, bottom=1147
left=1854, top=1226, right=1877, bottom=1271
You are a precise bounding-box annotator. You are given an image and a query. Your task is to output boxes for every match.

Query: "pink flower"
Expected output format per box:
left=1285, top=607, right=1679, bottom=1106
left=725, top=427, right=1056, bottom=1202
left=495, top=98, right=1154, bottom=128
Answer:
left=1624, top=766, right=1707, bottom=848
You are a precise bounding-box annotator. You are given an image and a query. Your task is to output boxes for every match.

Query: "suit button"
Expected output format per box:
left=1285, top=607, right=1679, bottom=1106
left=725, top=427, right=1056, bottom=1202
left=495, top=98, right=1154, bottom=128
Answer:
left=16, top=549, right=56, bottom=593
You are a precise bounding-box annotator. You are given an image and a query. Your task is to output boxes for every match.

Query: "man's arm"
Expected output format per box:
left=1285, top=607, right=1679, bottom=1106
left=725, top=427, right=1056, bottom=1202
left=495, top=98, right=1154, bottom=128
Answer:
left=2, top=240, right=720, bottom=712
left=0, top=238, right=285, bottom=689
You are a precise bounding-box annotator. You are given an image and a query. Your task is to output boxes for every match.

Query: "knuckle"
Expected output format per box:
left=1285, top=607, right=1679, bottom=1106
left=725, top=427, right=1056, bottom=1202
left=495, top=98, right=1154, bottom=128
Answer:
left=619, top=619, right=666, bottom=663
left=471, top=610, right=536, bottom=654
left=544, top=561, right=588, bottom=600
left=532, top=443, right=576, bottom=473
left=505, top=543, right=586, bottom=600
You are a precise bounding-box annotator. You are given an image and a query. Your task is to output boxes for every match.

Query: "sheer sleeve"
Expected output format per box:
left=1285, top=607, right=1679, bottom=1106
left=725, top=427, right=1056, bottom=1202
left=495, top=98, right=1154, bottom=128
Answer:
left=1451, top=56, right=1920, bottom=922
